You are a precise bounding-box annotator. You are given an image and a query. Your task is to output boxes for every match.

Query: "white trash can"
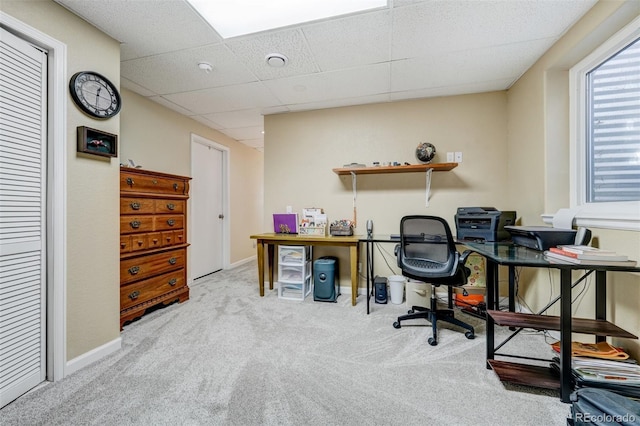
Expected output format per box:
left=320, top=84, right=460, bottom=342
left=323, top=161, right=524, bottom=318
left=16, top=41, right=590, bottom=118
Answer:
left=388, top=275, right=406, bottom=305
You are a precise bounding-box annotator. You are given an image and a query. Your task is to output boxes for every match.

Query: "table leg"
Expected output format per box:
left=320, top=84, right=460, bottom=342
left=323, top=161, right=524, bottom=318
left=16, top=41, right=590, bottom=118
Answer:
left=485, top=259, right=497, bottom=367
left=366, top=240, right=371, bottom=314
left=350, top=244, right=358, bottom=306
left=595, top=270, right=606, bottom=343
left=267, top=244, right=275, bottom=290
left=256, top=241, right=265, bottom=297
left=560, top=268, right=572, bottom=403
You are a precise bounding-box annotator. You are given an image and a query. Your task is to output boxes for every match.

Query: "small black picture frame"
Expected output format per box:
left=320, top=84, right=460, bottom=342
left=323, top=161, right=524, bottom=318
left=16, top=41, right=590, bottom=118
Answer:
left=77, top=126, right=118, bottom=158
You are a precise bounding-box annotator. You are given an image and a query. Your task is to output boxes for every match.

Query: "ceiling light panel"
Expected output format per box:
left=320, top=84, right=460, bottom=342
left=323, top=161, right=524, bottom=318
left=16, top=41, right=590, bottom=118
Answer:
left=188, top=0, right=387, bottom=38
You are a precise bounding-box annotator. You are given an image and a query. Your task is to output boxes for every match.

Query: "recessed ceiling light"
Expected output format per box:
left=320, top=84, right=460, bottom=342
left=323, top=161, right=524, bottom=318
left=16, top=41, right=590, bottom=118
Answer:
left=265, top=53, right=288, bottom=68
left=187, top=0, right=387, bottom=38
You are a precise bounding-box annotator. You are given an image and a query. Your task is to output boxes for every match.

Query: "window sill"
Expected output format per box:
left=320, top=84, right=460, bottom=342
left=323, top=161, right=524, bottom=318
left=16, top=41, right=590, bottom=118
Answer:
left=541, top=213, right=640, bottom=232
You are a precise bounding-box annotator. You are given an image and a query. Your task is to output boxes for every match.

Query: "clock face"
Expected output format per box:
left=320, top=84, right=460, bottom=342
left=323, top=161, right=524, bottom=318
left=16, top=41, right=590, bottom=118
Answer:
left=69, top=71, right=121, bottom=118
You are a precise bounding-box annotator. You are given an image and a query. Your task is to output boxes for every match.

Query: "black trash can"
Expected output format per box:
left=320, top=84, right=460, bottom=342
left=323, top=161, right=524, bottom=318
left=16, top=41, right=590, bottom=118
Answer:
left=313, top=256, right=340, bottom=302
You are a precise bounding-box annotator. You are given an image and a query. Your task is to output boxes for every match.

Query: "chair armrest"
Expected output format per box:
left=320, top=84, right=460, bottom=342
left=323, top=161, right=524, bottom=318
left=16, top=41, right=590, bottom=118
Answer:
left=459, top=249, right=473, bottom=266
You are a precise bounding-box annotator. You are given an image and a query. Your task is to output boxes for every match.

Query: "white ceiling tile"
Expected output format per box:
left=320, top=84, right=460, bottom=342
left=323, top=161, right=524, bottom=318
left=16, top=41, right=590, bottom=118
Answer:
left=121, top=44, right=257, bottom=94
left=391, top=0, right=596, bottom=60
left=285, top=93, right=391, bottom=112
left=223, top=126, right=264, bottom=140
left=56, top=0, right=222, bottom=61
left=390, top=38, right=554, bottom=92
left=225, top=28, right=320, bottom=80
left=55, top=0, right=599, bottom=151
left=163, top=82, right=282, bottom=114
left=264, top=63, right=390, bottom=105
left=150, top=96, right=198, bottom=117
left=191, top=115, right=225, bottom=130
left=302, top=9, right=392, bottom=71
left=202, top=109, right=264, bottom=129
left=121, top=77, right=156, bottom=97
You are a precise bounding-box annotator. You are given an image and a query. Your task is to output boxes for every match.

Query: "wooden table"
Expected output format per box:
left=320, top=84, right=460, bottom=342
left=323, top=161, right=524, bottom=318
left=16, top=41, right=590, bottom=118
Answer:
left=250, top=233, right=362, bottom=306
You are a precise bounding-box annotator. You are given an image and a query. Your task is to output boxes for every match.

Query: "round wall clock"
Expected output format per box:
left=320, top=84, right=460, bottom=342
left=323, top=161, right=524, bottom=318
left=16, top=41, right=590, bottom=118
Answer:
left=69, top=71, right=121, bottom=119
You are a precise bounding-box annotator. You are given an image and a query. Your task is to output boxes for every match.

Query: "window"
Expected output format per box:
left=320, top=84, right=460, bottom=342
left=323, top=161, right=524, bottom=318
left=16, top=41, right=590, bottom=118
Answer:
left=570, top=16, right=640, bottom=231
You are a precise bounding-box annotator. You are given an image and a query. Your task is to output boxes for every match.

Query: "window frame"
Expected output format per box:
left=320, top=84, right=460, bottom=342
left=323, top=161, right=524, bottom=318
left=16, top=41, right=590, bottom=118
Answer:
left=569, top=15, right=640, bottom=232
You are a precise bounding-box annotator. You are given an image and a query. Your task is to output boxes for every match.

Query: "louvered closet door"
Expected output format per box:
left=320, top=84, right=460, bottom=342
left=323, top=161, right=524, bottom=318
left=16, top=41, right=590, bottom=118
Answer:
left=0, top=27, right=47, bottom=408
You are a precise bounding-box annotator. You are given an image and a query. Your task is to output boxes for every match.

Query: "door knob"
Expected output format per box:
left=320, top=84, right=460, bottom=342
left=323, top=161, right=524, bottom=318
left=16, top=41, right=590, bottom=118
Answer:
left=218, top=214, right=224, bottom=219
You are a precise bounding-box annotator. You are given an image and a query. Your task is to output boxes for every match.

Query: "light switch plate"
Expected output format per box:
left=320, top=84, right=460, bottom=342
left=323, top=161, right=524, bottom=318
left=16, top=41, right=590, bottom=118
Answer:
left=455, top=152, right=463, bottom=163
left=446, top=152, right=454, bottom=162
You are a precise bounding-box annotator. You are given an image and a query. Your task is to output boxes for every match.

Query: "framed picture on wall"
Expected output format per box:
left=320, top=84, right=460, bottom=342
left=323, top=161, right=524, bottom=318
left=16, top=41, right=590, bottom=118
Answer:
left=77, top=126, right=118, bottom=158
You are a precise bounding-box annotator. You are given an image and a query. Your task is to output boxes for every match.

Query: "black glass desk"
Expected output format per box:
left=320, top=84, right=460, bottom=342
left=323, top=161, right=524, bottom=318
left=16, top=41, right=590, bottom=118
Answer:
left=463, top=241, right=640, bottom=403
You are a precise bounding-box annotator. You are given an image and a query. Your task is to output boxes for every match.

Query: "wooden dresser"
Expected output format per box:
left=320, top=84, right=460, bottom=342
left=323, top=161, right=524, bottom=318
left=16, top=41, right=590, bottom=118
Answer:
left=119, top=168, right=191, bottom=329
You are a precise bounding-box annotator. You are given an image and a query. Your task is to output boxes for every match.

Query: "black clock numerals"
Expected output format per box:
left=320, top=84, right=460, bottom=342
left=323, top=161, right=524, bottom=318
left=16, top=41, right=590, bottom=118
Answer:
left=69, top=71, right=121, bottom=119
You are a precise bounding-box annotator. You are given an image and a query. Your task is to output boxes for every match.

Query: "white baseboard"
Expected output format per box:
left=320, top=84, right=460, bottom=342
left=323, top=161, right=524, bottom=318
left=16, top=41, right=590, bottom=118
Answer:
left=65, top=336, right=121, bottom=377
left=229, top=255, right=256, bottom=269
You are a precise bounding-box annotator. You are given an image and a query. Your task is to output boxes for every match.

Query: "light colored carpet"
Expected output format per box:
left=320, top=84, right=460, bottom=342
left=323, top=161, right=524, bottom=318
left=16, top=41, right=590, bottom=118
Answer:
left=0, top=263, right=570, bottom=425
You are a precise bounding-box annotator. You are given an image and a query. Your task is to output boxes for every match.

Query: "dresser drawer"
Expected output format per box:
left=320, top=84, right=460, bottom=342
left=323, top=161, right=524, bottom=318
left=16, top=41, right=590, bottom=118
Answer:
left=147, top=232, right=163, bottom=249
left=130, top=234, right=148, bottom=252
left=120, top=216, right=154, bottom=234
left=120, top=269, right=186, bottom=310
left=121, top=172, right=188, bottom=195
left=120, top=236, right=131, bottom=253
left=154, top=215, right=184, bottom=231
left=120, top=248, right=186, bottom=284
left=120, top=198, right=154, bottom=214
left=155, top=199, right=185, bottom=214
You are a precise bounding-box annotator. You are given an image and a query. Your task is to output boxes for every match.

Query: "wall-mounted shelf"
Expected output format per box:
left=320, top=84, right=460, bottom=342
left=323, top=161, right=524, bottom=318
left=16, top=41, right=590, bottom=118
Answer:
left=334, top=162, right=459, bottom=224
left=332, top=162, right=457, bottom=175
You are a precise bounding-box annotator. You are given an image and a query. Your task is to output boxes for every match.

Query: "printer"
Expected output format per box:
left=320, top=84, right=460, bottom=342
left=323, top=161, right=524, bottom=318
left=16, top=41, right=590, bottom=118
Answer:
left=455, top=207, right=517, bottom=242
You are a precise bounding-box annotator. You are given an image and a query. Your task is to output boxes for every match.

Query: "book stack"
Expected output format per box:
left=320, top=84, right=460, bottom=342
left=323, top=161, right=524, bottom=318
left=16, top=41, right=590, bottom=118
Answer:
left=550, top=341, right=640, bottom=398
left=544, top=245, right=637, bottom=267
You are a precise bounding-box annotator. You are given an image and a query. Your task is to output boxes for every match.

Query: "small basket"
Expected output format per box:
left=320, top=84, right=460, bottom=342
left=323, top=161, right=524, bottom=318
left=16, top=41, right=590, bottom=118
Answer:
left=330, top=225, right=353, bottom=236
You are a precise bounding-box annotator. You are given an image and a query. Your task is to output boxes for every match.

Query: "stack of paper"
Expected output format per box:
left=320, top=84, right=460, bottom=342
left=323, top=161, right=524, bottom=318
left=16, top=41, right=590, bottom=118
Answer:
left=544, top=245, right=637, bottom=266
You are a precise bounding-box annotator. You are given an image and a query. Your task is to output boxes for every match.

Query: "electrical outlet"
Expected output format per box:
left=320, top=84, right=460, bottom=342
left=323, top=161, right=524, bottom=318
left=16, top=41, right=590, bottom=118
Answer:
left=446, top=152, right=454, bottom=162
left=455, top=151, right=463, bottom=163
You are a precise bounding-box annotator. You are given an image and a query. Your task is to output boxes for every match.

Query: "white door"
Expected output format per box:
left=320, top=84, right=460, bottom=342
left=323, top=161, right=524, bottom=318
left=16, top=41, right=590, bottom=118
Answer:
left=190, top=137, right=226, bottom=279
left=0, top=27, right=47, bottom=408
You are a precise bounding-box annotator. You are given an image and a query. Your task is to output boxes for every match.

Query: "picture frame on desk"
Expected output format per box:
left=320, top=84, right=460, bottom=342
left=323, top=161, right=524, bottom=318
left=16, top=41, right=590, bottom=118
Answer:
left=77, top=126, right=118, bottom=158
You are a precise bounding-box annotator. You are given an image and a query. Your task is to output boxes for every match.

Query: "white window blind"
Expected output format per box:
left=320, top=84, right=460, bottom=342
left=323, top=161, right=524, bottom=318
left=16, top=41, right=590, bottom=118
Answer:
left=586, top=36, right=640, bottom=203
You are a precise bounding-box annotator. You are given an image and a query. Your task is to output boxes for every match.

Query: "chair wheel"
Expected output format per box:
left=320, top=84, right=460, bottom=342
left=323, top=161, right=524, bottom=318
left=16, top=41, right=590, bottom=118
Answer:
left=428, top=337, right=437, bottom=346
left=407, top=309, right=414, bottom=314
left=393, top=321, right=401, bottom=329
left=465, top=331, right=475, bottom=339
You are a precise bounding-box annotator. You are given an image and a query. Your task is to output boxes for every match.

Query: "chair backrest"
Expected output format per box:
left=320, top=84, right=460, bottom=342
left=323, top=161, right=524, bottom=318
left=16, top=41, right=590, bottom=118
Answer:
left=397, top=215, right=463, bottom=284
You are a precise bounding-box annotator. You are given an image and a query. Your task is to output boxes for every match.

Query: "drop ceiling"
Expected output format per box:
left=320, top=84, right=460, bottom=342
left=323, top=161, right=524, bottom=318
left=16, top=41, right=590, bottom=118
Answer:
left=55, top=0, right=597, bottom=151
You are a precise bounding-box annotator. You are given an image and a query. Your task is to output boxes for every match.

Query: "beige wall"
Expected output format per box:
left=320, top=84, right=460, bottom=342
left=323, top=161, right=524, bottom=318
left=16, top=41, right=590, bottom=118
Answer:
left=507, top=0, right=640, bottom=358
left=3, top=0, right=122, bottom=360
left=265, top=92, right=509, bottom=278
left=2, top=0, right=264, bottom=366
left=120, top=89, right=264, bottom=266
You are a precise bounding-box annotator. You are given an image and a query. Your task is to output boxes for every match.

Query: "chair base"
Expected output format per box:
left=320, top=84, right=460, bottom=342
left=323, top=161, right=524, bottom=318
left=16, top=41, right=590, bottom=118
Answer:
left=393, top=297, right=475, bottom=346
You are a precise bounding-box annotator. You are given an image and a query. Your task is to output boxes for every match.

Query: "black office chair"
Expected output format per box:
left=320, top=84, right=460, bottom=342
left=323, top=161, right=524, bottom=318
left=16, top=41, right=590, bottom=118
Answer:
left=392, top=215, right=475, bottom=346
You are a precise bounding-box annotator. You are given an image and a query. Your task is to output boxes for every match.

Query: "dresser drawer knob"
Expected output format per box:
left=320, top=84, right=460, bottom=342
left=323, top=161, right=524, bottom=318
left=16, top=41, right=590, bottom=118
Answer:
left=169, top=257, right=177, bottom=265
left=130, top=202, right=141, bottom=210
left=167, top=219, right=175, bottom=226
left=126, top=177, right=134, bottom=187
left=128, top=266, right=140, bottom=275
left=166, top=203, right=175, bottom=210
left=152, top=179, right=158, bottom=185
left=168, top=278, right=177, bottom=286
left=173, top=183, right=179, bottom=191
left=128, top=290, right=140, bottom=300
left=130, top=220, right=141, bottom=229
